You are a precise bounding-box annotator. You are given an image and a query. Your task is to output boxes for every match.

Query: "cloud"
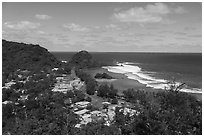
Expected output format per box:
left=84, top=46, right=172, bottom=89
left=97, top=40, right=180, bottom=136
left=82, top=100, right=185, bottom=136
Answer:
left=189, top=34, right=202, bottom=38
left=105, top=24, right=120, bottom=30
left=174, top=6, right=187, bottom=14
left=4, top=21, right=40, bottom=30
left=154, top=38, right=164, bottom=41
left=79, top=33, right=101, bottom=39
left=158, top=30, right=173, bottom=34
left=35, top=14, right=52, bottom=20
left=36, top=30, right=45, bottom=34
left=184, top=27, right=196, bottom=31
left=113, top=3, right=186, bottom=24
left=2, top=30, right=29, bottom=40
left=175, top=37, right=188, bottom=40
left=62, top=23, right=90, bottom=32
left=174, top=32, right=187, bottom=35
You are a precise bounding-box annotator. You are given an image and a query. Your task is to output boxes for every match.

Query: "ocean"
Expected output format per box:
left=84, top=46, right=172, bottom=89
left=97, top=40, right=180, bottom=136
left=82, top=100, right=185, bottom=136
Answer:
left=52, top=52, right=202, bottom=94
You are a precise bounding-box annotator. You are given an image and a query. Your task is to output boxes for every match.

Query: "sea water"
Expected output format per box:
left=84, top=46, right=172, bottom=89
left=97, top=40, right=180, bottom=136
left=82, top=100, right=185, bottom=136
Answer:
left=52, top=52, right=202, bottom=94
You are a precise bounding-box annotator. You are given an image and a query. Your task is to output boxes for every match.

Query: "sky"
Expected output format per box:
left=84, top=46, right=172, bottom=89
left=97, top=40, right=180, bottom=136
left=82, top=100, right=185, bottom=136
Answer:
left=2, top=2, right=202, bottom=52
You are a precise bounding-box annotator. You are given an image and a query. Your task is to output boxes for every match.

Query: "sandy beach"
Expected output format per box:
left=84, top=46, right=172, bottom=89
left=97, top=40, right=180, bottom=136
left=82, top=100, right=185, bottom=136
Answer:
left=85, top=67, right=160, bottom=95
left=85, top=67, right=202, bottom=101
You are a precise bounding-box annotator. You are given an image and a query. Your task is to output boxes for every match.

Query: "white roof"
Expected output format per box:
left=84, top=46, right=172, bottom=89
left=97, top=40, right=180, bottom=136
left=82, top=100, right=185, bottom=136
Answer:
left=56, top=77, right=64, bottom=80
left=61, top=60, right=67, bottom=63
left=75, top=101, right=90, bottom=106
left=74, top=109, right=89, bottom=115
left=90, top=110, right=102, bottom=115
left=75, top=124, right=81, bottom=128
left=124, top=108, right=137, bottom=116
left=102, top=102, right=111, bottom=105
left=52, top=68, right=59, bottom=71
left=2, top=101, right=13, bottom=104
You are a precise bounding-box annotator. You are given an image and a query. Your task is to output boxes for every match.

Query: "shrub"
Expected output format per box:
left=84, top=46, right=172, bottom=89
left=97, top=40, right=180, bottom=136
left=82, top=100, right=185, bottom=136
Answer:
left=97, top=84, right=118, bottom=98
left=85, top=96, right=92, bottom=102
left=111, top=98, right=118, bottom=104
left=94, top=73, right=113, bottom=79
left=86, top=80, right=96, bottom=95
left=97, top=84, right=110, bottom=97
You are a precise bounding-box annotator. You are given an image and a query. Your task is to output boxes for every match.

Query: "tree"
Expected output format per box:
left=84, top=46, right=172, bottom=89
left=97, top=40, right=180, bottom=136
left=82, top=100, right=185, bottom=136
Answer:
left=115, top=107, right=125, bottom=127
left=109, top=84, right=118, bottom=98
left=66, top=91, right=75, bottom=98
left=73, top=90, right=85, bottom=102
left=85, top=96, right=92, bottom=102
left=111, top=98, right=118, bottom=104
left=94, top=73, right=113, bottom=79
left=86, top=80, right=96, bottom=95
left=76, top=121, right=121, bottom=135
left=2, top=88, right=14, bottom=101
left=97, top=84, right=110, bottom=97
left=97, top=84, right=118, bottom=98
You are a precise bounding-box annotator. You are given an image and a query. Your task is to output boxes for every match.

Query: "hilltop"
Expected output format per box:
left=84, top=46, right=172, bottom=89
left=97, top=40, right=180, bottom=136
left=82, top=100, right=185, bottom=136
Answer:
left=2, top=40, right=61, bottom=78
left=69, top=50, right=101, bottom=69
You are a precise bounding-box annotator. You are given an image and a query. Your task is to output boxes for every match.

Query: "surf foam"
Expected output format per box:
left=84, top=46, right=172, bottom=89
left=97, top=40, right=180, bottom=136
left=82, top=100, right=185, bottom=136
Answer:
left=103, top=62, right=202, bottom=94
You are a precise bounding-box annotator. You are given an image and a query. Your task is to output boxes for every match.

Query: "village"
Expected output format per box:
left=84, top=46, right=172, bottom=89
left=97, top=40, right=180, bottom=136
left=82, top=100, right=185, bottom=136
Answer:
left=51, top=68, right=140, bottom=128
left=2, top=66, right=140, bottom=129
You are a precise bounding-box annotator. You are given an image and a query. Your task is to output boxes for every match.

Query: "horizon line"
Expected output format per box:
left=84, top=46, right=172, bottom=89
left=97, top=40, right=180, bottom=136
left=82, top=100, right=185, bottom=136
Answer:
left=50, top=51, right=202, bottom=54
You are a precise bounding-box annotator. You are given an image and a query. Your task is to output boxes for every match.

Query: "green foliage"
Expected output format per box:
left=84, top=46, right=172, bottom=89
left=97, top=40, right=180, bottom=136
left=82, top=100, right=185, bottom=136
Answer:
left=2, top=40, right=202, bottom=135
left=85, top=96, right=92, bottom=102
left=75, top=70, right=97, bottom=95
left=2, top=89, right=79, bottom=135
left=69, top=50, right=101, bottom=69
left=72, top=90, right=85, bottom=103
left=123, top=88, right=147, bottom=105
left=115, top=107, right=126, bottom=126
left=2, top=40, right=61, bottom=79
left=111, top=98, right=118, bottom=104
left=97, top=84, right=118, bottom=98
left=11, top=82, right=24, bottom=90
left=94, top=73, right=113, bottom=79
left=97, top=84, right=109, bottom=97
left=120, top=88, right=202, bottom=135
left=2, top=88, right=15, bottom=102
left=2, top=68, right=79, bottom=135
left=86, top=80, right=96, bottom=95
left=65, top=91, right=75, bottom=98
left=74, top=122, right=121, bottom=135
left=63, top=64, right=72, bottom=74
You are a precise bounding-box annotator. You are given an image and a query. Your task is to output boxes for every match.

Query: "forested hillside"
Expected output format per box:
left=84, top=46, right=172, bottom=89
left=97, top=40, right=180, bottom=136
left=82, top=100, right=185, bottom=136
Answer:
left=2, top=40, right=61, bottom=78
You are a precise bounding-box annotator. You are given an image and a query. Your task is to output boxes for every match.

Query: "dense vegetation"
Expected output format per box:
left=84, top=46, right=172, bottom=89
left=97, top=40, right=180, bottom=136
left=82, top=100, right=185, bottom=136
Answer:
left=94, top=73, right=113, bottom=79
left=97, top=84, right=118, bottom=99
left=116, top=88, right=202, bottom=135
left=75, top=69, right=97, bottom=95
left=2, top=40, right=61, bottom=79
left=3, top=83, right=201, bottom=134
left=68, top=50, right=101, bottom=69
left=2, top=40, right=202, bottom=135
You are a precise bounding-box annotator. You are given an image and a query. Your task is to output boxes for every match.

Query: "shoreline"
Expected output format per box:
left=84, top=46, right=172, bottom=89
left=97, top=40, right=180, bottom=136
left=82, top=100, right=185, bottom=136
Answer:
left=85, top=67, right=202, bottom=101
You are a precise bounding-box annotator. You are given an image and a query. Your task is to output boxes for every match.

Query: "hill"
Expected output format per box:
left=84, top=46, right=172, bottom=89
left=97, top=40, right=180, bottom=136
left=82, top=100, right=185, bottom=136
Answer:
left=69, top=50, right=101, bottom=69
left=2, top=40, right=61, bottom=77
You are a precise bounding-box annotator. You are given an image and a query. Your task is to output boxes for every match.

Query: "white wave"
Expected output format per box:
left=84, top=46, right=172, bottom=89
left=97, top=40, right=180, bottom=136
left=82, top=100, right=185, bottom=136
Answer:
left=117, top=61, right=136, bottom=65
left=61, top=60, right=68, bottom=63
left=135, top=72, right=167, bottom=83
left=103, top=62, right=202, bottom=94
left=102, top=64, right=141, bottom=74
left=180, top=88, right=202, bottom=94
left=145, top=81, right=202, bottom=94
left=102, top=66, right=127, bottom=74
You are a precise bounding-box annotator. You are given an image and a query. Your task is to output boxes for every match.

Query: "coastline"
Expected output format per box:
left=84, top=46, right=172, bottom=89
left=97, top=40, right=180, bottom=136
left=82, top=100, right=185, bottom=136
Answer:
left=85, top=67, right=202, bottom=101
left=85, top=67, right=159, bottom=95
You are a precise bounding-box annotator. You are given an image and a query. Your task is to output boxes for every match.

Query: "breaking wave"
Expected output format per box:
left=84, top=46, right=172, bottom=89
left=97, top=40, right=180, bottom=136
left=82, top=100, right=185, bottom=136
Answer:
left=102, top=62, right=202, bottom=94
